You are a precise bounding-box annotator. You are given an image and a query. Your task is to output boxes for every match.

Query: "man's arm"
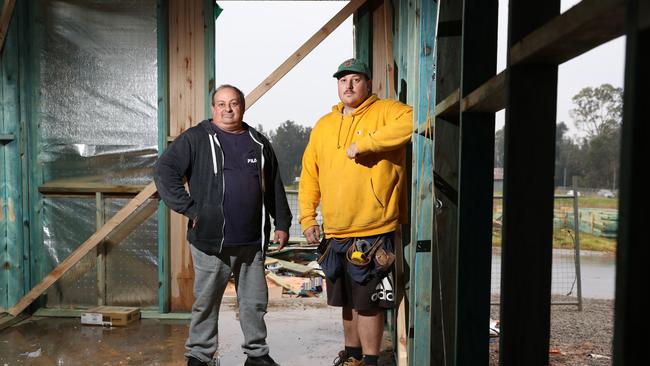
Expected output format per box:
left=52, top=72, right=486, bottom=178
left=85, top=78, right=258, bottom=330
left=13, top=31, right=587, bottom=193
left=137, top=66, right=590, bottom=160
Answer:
left=298, top=135, right=321, bottom=236
left=153, top=134, right=198, bottom=220
left=267, top=144, right=292, bottom=249
left=353, top=100, right=413, bottom=155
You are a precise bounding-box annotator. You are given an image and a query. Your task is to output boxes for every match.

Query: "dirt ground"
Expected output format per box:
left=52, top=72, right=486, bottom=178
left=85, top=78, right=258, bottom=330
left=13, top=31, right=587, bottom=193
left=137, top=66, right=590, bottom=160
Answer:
left=490, top=297, right=614, bottom=365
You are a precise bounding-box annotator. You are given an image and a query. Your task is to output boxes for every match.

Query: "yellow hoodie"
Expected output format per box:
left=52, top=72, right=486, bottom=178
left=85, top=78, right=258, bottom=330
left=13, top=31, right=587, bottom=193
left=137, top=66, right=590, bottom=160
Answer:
left=299, top=95, right=413, bottom=238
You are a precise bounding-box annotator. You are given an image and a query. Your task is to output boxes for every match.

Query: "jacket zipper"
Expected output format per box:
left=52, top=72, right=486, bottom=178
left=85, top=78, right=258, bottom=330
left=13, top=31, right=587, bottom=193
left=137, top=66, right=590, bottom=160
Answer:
left=249, top=131, right=267, bottom=248
left=209, top=133, right=225, bottom=250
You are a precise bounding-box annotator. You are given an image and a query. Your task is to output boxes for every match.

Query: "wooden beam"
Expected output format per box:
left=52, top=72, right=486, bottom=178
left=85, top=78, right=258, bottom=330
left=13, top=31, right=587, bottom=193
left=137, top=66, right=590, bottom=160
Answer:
left=510, top=0, right=625, bottom=65
left=462, top=71, right=506, bottom=113
left=244, top=0, right=368, bottom=108
left=0, top=0, right=15, bottom=53
left=7, top=182, right=158, bottom=316
left=38, top=181, right=149, bottom=196
left=419, top=71, right=506, bottom=135
left=105, top=198, right=159, bottom=249
left=435, top=89, right=460, bottom=118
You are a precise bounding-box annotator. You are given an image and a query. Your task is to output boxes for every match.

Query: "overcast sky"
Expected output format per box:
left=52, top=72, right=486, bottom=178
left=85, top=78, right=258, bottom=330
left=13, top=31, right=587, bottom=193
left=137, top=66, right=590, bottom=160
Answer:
left=216, top=0, right=625, bottom=139
left=215, top=1, right=353, bottom=132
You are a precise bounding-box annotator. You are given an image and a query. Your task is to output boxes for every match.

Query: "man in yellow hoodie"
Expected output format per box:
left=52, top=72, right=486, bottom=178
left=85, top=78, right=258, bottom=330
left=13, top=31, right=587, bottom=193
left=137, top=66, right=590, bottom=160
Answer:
left=299, top=59, right=413, bottom=366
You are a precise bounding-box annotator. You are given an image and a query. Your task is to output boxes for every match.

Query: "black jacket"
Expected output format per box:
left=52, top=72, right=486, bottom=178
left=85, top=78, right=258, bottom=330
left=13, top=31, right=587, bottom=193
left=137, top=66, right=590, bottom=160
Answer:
left=154, top=120, right=292, bottom=255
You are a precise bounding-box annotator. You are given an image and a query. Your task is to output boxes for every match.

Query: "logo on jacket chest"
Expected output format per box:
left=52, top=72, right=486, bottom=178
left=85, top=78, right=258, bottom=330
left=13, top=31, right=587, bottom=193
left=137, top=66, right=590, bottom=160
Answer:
left=247, top=158, right=258, bottom=164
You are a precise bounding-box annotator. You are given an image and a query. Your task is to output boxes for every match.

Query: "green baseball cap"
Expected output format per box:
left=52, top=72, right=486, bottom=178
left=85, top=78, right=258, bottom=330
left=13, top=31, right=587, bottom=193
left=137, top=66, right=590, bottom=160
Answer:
left=333, top=58, right=371, bottom=79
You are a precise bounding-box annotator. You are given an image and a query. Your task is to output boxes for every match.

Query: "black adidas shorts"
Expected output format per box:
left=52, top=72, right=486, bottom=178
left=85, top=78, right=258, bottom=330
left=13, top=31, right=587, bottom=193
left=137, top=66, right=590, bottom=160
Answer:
left=325, top=269, right=395, bottom=311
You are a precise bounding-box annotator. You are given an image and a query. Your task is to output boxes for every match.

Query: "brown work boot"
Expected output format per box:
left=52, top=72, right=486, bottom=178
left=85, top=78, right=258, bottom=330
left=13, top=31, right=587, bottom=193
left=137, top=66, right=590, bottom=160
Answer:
left=342, top=357, right=364, bottom=366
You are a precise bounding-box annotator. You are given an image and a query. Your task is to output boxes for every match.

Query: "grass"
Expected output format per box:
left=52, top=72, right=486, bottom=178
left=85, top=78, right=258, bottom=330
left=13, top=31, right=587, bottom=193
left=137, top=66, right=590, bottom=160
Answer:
left=491, top=193, right=618, bottom=253
left=492, top=229, right=616, bottom=253
left=577, top=196, right=618, bottom=210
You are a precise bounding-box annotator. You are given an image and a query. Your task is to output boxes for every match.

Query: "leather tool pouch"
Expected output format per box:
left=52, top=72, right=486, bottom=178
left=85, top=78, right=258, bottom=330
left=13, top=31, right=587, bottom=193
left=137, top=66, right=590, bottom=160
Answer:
left=373, top=246, right=395, bottom=272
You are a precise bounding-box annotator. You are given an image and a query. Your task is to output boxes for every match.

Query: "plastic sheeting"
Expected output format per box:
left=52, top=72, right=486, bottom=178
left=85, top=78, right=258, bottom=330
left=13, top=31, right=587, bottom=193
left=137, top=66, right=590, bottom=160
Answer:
left=37, top=0, right=159, bottom=307
left=38, top=0, right=158, bottom=183
left=43, top=198, right=158, bottom=307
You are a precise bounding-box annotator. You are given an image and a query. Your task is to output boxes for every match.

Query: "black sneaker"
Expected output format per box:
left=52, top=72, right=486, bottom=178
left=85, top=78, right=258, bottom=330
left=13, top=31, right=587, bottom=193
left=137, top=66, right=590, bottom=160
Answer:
left=244, top=354, right=281, bottom=366
left=187, top=356, right=209, bottom=366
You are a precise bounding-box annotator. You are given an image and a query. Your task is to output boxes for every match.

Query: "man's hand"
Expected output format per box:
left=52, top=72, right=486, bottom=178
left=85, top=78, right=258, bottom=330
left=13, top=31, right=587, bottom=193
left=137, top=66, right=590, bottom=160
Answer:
left=346, top=143, right=359, bottom=159
left=273, top=230, right=289, bottom=250
left=303, top=225, right=321, bottom=244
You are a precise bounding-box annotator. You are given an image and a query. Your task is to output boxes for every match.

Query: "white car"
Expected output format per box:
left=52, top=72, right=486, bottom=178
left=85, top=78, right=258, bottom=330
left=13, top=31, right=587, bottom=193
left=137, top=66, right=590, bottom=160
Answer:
left=597, top=189, right=615, bottom=198
left=566, top=190, right=581, bottom=197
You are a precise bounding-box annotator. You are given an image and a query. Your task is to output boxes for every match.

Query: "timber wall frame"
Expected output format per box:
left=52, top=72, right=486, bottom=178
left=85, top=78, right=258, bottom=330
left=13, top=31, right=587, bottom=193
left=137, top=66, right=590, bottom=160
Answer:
left=425, top=0, right=647, bottom=364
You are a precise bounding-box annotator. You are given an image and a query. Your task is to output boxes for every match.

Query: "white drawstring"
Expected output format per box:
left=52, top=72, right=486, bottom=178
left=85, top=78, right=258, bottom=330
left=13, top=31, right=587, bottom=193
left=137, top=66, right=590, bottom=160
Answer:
left=209, top=134, right=218, bottom=175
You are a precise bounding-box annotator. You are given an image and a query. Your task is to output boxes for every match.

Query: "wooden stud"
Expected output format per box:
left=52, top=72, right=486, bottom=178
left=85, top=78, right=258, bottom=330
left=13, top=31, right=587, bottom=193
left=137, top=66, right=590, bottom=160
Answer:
left=354, top=0, right=373, bottom=66
left=612, top=0, right=650, bottom=363
left=499, top=0, right=560, bottom=364
left=0, top=0, right=23, bottom=310
left=372, top=1, right=388, bottom=97
left=96, top=193, right=106, bottom=306
left=431, top=0, right=463, bottom=362
left=157, top=0, right=170, bottom=313
left=168, top=0, right=206, bottom=311
left=383, top=0, right=395, bottom=98
left=455, top=1, right=498, bottom=364
left=17, top=0, right=34, bottom=303
left=409, top=0, right=437, bottom=364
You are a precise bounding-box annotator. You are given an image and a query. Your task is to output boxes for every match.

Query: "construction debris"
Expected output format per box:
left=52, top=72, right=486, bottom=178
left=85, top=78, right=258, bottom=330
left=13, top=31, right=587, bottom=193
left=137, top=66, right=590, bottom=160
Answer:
left=81, top=306, right=141, bottom=327
left=264, top=242, right=325, bottom=298
left=489, top=318, right=500, bottom=337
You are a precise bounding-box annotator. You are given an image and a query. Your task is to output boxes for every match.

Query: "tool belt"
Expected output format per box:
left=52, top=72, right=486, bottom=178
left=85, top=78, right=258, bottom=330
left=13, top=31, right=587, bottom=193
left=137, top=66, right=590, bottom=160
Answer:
left=345, top=237, right=395, bottom=272
left=317, top=234, right=395, bottom=283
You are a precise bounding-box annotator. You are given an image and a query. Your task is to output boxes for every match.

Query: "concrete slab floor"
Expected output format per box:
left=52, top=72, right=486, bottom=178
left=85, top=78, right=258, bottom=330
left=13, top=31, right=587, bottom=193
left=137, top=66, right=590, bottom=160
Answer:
left=0, top=300, right=395, bottom=366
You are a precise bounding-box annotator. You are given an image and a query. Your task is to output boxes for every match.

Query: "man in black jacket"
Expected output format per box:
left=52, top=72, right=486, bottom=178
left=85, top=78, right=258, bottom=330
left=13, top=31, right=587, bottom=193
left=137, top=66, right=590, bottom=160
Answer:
left=154, top=84, right=291, bottom=366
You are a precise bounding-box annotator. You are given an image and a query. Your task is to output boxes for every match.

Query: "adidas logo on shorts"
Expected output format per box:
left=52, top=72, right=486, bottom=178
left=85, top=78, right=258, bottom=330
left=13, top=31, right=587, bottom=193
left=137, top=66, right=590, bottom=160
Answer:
left=371, top=276, right=394, bottom=302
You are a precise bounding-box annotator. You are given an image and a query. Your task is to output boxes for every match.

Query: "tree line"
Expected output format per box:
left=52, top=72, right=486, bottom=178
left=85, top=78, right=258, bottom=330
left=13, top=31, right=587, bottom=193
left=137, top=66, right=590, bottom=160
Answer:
left=257, top=120, right=311, bottom=186
left=495, top=84, right=622, bottom=190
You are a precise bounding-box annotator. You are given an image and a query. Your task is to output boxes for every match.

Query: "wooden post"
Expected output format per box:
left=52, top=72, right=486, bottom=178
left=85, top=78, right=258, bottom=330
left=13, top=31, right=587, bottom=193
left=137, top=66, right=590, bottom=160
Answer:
left=96, top=192, right=106, bottom=305
left=571, top=176, right=583, bottom=311
left=409, top=0, right=439, bottom=364
left=455, top=1, right=498, bottom=365
left=431, top=0, right=463, bottom=363
left=499, top=0, right=560, bottom=364
left=156, top=0, right=170, bottom=314
left=613, top=0, right=649, bottom=364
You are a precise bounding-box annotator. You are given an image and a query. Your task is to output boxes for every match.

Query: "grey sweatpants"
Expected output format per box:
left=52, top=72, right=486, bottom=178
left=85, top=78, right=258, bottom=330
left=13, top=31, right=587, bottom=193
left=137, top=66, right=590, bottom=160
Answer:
left=185, top=244, right=269, bottom=362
